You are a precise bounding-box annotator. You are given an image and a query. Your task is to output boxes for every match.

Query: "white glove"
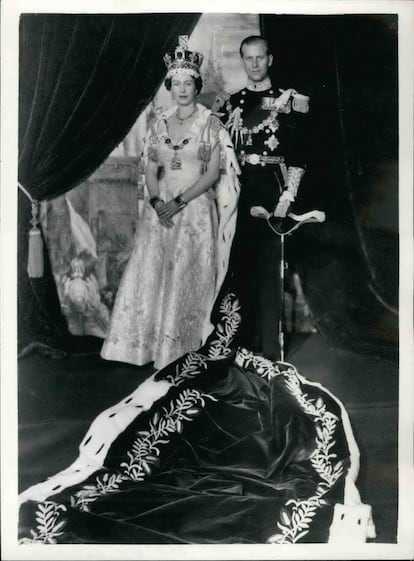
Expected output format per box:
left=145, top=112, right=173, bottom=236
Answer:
left=279, top=190, right=295, bottom=203
left=273, top=198, right=291, bottom=218
left=285, top=166, right=305, bottom=199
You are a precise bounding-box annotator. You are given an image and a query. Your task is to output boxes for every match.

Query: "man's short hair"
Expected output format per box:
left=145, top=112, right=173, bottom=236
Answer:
left=239, top=36, right=269, bottom=57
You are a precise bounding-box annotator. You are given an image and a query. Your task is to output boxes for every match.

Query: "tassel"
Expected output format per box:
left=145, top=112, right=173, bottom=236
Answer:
left=137, top=154, right=146, bottom=200
left=27, top=200, right=44, bottom=278
left=137, top=156, right=146, bottom=174
left=147, top=145, right=159, bottom=163
left=219, top=148, right=227, bottom=173
left=198, top=141, right=211, bottom=174
left=137, top=181, right=145, bottom=200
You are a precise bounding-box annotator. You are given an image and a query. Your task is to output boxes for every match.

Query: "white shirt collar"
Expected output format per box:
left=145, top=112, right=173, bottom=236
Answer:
left=246, top=77, right=272, bottom=92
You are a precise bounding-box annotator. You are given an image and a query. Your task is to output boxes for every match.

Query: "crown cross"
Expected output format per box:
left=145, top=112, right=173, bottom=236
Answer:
left=178, top=35, right=189, bottom=49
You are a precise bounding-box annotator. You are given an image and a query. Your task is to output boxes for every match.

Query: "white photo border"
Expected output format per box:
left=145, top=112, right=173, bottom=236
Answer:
left=1, top=1, right=413, bottom=560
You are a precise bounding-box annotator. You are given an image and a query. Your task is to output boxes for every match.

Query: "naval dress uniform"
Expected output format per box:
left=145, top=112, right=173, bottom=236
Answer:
left=214, top=78, right=310, bottom=360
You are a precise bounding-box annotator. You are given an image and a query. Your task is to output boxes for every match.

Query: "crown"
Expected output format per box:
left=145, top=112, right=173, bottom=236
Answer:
left=164, top=35, right=203, bottom=79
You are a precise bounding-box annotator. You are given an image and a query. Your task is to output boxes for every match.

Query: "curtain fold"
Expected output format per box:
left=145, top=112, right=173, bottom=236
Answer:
left=18, top=13, right=200, bottom=353
left=260, top=14, right=398, bottom=360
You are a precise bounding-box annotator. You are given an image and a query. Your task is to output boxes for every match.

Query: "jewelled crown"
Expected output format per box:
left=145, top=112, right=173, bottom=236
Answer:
left=164, top=35, right=203, bottom=79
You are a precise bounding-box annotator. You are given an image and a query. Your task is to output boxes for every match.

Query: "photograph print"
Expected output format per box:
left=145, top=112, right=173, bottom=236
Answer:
left=2, top=2, right=411, bottom=558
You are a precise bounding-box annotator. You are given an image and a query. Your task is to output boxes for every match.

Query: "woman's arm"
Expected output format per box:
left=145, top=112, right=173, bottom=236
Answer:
left=157, top=144, right=220, bottom=219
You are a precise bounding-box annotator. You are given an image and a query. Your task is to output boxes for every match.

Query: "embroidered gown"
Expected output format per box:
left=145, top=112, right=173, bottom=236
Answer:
left=101, top=106, right=236, bottom=370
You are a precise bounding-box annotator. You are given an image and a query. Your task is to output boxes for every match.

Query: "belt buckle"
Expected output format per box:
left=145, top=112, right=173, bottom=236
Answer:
left=248, top=154, right=260, bottom=165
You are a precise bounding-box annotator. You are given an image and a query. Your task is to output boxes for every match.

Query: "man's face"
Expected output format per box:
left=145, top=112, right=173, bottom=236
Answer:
left=241, top=42, right=273, bottom=83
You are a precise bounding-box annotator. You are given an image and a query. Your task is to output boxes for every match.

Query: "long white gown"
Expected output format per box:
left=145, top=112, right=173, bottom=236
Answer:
left=101, top=104, right=240, bottom=370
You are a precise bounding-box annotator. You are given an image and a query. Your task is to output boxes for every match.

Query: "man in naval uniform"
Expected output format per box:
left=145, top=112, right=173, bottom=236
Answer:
left=213, top=35, right=310, bottom=361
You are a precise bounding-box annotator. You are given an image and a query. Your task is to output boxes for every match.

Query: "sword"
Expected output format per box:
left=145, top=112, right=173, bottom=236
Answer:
left=250, top=207, right=326, bottom=361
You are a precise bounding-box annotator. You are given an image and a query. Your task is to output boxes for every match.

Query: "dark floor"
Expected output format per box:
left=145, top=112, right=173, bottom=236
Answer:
left=18, top=331, right=398, bottom=543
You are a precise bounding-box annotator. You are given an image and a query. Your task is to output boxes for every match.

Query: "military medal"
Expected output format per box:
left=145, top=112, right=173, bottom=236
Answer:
left=235, top=110, right=280, bottom=147
left=264, top=134, right=279, bottom=151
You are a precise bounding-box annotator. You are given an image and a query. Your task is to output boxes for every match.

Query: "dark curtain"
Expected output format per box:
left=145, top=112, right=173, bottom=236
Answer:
left=260, top=15, right=398, bottom=360
left=18, top=13, right=200, bottom=354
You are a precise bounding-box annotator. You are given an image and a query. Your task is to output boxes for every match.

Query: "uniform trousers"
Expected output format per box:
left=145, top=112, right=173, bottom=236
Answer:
left=228, top=165, right=284, bottom=361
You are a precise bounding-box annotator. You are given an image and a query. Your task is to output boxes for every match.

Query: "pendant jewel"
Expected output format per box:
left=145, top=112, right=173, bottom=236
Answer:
left=171, top=148, right=182, bottom=169
left=165, top=136, right=189, bottom=170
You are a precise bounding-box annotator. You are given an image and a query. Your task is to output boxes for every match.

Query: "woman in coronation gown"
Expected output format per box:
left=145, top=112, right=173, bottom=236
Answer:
left=18, top=37, right=375, bottom=546
left=100, top=38, right=240, bottom=371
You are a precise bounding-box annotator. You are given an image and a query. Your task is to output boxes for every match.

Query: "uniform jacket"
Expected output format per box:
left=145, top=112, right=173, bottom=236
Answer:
left=215, top=83, right=309, bottom=169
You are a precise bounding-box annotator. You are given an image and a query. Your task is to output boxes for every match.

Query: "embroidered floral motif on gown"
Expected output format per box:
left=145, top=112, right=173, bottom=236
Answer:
left=18, top=115, right=374, bottom=547
left=101, top=106, right=236, bottom=370
left=19, top=296, right=375, bottom=545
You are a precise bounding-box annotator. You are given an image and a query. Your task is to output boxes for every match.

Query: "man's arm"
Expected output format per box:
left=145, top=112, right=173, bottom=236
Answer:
left=274, top=93, right=310, bottom=217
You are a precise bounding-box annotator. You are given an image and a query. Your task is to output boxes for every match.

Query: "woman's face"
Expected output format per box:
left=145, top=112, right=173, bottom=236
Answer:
left=170, top=74, right=196, bottom=106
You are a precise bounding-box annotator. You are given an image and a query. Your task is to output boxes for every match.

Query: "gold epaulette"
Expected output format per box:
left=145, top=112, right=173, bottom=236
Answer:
left=291, top=91, right=310, bottom=114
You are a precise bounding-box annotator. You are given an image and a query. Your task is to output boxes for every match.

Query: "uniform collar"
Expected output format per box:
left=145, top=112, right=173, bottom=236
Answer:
left=246, top=77, right=272, bottom=92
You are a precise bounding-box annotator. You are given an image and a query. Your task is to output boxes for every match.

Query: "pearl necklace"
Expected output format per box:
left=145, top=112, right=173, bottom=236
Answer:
left=175, top=105, right=197, bottom=125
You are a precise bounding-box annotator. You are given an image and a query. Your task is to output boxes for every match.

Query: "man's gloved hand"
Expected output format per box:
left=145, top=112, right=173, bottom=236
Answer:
left=273, top=190, right=294, bottom=218
left=273, top=199, right=290, bottom=218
